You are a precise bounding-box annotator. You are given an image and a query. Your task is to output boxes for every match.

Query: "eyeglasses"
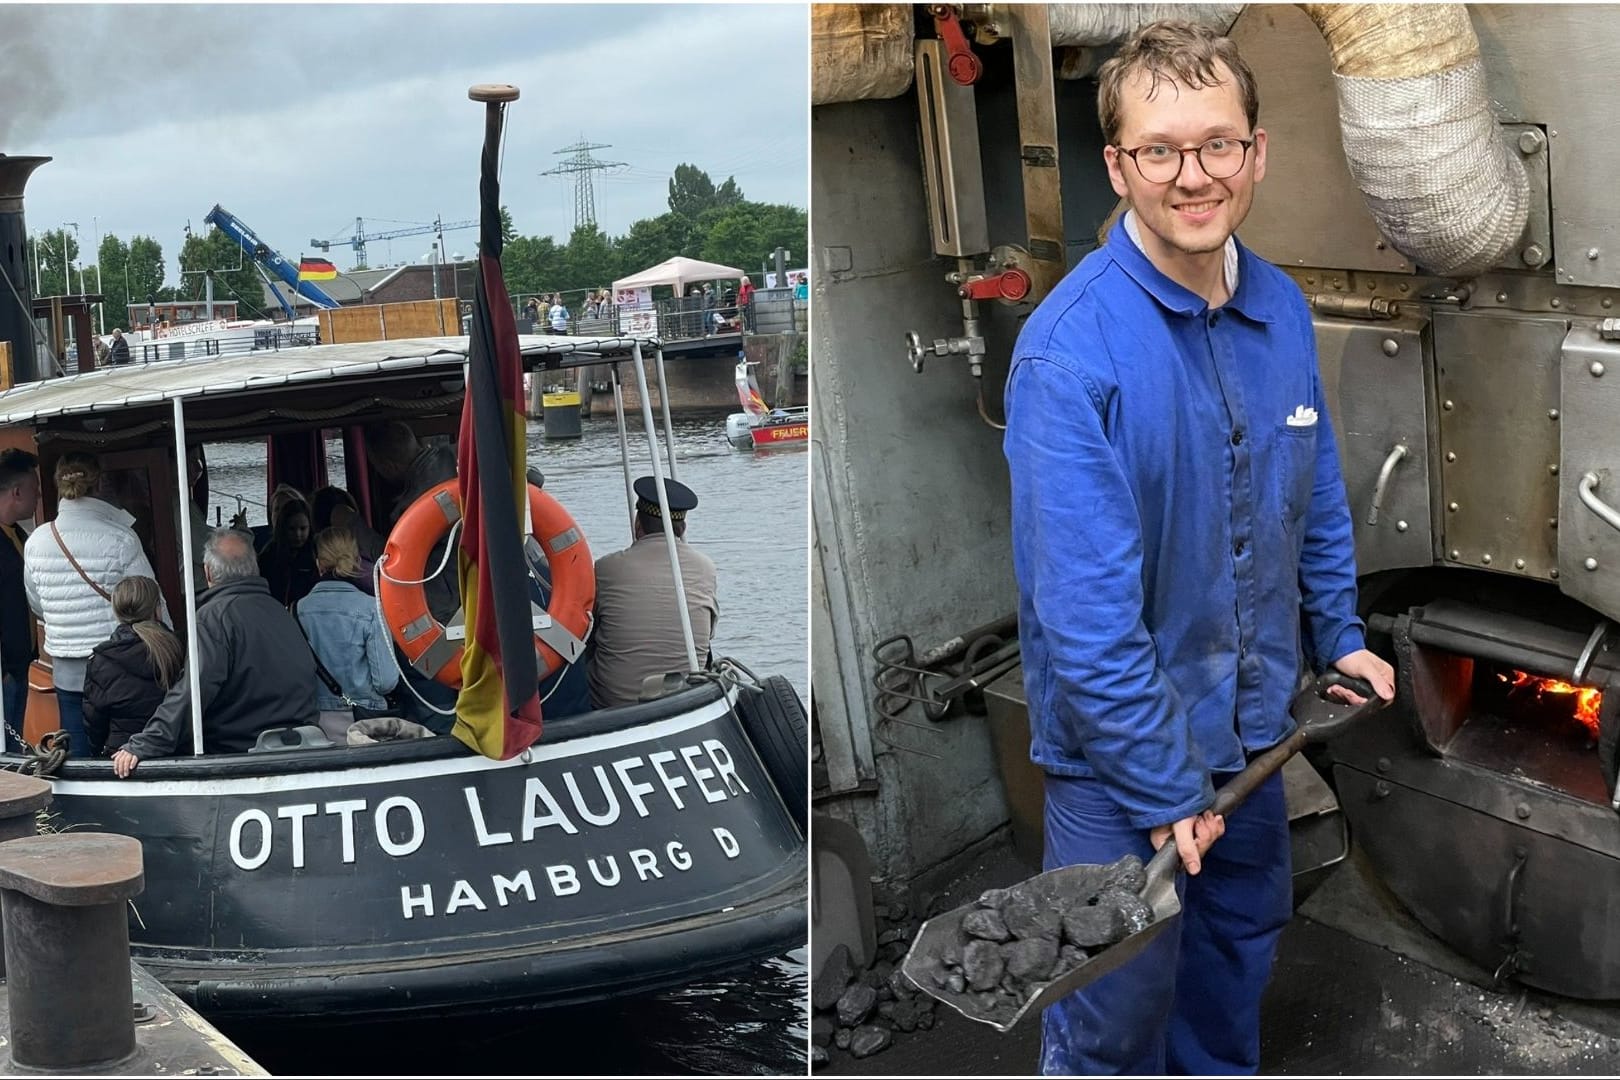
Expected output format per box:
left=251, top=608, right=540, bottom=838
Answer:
left=1115, top=137, right=1255, bottom=184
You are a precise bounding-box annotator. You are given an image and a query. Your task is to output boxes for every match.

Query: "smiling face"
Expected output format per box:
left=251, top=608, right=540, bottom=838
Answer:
left=1104, top=61, right=1266, bottom=266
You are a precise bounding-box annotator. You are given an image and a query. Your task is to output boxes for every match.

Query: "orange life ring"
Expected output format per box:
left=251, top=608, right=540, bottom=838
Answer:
left=377, top=480, right=595, bottom=689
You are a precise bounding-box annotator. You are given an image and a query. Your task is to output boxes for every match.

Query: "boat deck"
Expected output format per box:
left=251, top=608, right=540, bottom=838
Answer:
left=820, top=842, right=1620, bottom=1075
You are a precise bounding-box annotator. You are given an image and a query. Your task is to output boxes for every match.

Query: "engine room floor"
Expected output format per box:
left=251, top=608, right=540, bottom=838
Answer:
left=823, top=843, right=1620, bottom=1075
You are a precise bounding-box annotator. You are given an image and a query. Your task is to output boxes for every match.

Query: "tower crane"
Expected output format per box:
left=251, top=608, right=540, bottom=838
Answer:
left=309, top=215, right=479, bottom=268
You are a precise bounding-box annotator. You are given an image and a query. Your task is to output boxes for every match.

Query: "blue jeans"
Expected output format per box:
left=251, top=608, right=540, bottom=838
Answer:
left=1, top=674, right=26, bottom=750
left=1039, top=769, right=1292, bottom=1076
left=53, top=689, right=92, bottom=759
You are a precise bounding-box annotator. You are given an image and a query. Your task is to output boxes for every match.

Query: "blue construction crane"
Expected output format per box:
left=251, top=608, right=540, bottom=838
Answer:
left=204, top=204, right=340, bottom=320
left=309, top=215, right=479, bottom=269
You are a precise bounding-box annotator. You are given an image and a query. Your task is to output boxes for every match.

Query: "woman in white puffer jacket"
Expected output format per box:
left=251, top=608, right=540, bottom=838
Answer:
left=24, top=453, right=166, bottom=758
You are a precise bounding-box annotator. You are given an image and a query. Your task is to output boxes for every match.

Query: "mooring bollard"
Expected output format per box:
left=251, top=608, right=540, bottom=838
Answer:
left=0, top=771, right=54, bottom=980
left=0, top=832, right=144, bottom=1072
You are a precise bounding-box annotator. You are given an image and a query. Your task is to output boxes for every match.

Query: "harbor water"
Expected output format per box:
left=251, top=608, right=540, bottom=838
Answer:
left=197, top=410, right=809, bottom=1075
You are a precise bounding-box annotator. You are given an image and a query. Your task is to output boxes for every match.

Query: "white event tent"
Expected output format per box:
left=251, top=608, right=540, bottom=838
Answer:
left=612, top=256, right=747, bottom=295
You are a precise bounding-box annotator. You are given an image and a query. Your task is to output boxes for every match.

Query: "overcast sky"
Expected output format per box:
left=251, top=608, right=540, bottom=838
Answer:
left=3, top=3, right=808, bottom=282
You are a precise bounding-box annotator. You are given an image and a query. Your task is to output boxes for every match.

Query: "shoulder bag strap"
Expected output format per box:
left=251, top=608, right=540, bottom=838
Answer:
left=292, top=597, right=356, bottom=705
left=49, top=522, right=112, bottom=601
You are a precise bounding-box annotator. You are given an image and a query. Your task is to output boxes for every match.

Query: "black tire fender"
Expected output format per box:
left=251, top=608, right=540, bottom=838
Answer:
left=734, top=675, right=808, bottom=837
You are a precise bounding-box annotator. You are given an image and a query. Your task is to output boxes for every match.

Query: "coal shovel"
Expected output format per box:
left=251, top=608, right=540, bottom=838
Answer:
left=900, top=671, right=1389, bottom=1032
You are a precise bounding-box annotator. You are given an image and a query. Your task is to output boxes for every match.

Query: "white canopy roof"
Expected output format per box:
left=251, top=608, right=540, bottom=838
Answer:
left=612, top=256, right=746, bottom=294
left=0, top=334, right=652, bottom=427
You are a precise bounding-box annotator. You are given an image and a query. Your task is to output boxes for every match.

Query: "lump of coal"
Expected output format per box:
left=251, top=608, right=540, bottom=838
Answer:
left=1059, top=944, right=1089, bottom=969
left=962, top=939, right=1006, bottom=991
left=1063, top=904, right=1128, bottom=948
left=1101, top=853, right=1147, bottom=894
left=810, top=1015, right=835, bottom=1047
left=836, top=983, right=877, bottom=1027
left=889, top=967, right=917, bottom=1000
left=976, top=887, right=1010, bottom=910
left=850, top=1025, right=892, bottom=1059
left=917, top=1010, right=936, bottom=1031
left=811, top=1044, right=829, bottom=1070
left=812, top=943, right=856, bottom=1011
left=1098, top=886, right=1154, bottom=935
left=1004, top=935, right=1061, bottom=982
left=891, top=996, right=924, bottom=1033
left=962, top=908, right=1012, bottom=942
left=1001, top=889, right=1063, bottom=942
left=947, top=972, right=966, bottom=994
left=834, top=1027, right=852, bottom=1051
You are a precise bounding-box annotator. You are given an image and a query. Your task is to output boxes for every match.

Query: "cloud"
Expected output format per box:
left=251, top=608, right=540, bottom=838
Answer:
left=8, top=3, right=806, bottom=280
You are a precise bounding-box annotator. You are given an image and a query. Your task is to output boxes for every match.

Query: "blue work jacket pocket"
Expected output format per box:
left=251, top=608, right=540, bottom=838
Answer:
left=1276, top=423, right=1317, bottom=528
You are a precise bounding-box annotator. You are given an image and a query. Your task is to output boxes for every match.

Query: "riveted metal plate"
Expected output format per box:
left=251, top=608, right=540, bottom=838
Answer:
left=1433, top=311, right=1563, bottom=578
left=1315, top=317, right=1435, bottom=575
left=1558, top=326, right=1620, bottom=620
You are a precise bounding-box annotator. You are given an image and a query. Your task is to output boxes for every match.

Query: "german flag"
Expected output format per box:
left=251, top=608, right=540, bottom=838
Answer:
left=453, top=97, right=541, bottom=760
left=297, top=257, right=337, bottom=281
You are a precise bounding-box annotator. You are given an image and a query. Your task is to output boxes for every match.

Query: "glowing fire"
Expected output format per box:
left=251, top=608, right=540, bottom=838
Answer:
left=1498, top=669, right=1603, bottom=735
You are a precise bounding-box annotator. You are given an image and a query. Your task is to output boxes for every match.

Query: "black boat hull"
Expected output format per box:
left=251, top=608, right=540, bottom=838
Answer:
left=24, top=682, right=806, bottom=1020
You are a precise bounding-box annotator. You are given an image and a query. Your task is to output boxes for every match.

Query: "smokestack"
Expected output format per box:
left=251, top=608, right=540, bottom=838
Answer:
left=0, top=155, right=51, bottom=386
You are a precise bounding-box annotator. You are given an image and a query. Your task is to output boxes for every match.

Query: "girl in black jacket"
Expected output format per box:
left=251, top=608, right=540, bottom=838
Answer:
left=83, top=577, right=184, bottom=757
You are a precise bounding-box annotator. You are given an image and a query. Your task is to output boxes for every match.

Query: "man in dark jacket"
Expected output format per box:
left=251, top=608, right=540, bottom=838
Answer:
left=108, top=329, right=132, bottom=366
left=0, top=449, right=40, bottom=743
left=113, top=531, right=318, bottom=776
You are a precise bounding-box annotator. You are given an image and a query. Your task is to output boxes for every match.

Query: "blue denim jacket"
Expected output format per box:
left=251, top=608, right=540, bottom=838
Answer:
left=294, top=580, right=399, bottom=711
left=1003, top=216, right=1365, bottom=830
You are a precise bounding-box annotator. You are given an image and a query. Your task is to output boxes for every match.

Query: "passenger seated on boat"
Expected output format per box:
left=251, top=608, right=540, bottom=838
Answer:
left=294, top=528, right=399, bottom=744
left=310, top=485, right=384, bottom=573
left=587, top=476, right=719, bottom=709
left=254, top=483, right=306, bottom=554
left=24, top=453, right=168, bottom=759
left=83, top=577, right=186, bottom=758
left=260, top=499, right=318, bottom=607
left=112, top=530, right=319, bottom=777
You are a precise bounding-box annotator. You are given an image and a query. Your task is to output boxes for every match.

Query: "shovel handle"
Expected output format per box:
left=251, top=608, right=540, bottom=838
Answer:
left=1192, top=673, right=1389, bottom=821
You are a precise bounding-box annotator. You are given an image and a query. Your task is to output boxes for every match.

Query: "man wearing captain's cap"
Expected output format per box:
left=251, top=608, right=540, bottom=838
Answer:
left=588, top=476, right=719, bottom=709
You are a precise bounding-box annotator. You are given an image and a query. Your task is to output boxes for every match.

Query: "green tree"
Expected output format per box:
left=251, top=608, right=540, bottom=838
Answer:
left=498, top=205, right=517, bottom=247
left=666, top=164, right=742, bottom=220
left=501, top=234, right=564, bottom=299
left=178, top=228, right=271, bottom=318
left=125, top=236, right=168, bottom=323
left=697, top=201, right=807, bottom=276
left=26, top=228, right=79, bottom=298
left=618, top=213, right=693, bottom=272
left=97, top=234, right=130, bottom=326
left=561, top=224, right=621, bottom=293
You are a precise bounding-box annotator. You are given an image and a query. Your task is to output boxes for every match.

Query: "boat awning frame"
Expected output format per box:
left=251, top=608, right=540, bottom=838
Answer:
left=0, top=334, right=658, bottom=428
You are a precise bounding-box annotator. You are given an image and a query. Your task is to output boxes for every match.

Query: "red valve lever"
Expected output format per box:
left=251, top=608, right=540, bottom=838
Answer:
left=928, top=5, right=983, bottom=85
left=959, top=268, right=1032, bottom=303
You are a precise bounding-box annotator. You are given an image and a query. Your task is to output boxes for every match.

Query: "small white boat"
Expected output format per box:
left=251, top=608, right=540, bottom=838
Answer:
left=726, top=361, right=808, bottom=450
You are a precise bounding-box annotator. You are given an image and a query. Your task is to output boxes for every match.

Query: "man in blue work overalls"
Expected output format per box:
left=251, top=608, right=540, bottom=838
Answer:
left=1003, top=20, right=1396, bottom=1076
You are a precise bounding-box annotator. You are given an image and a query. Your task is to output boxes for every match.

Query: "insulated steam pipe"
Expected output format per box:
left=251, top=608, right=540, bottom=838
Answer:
left=1299, top=3, right=1531, bottom=277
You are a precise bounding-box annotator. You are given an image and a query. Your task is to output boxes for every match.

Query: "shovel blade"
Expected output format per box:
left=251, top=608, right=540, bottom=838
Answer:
left=900, top=862, right=1183, bottom=1033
